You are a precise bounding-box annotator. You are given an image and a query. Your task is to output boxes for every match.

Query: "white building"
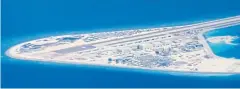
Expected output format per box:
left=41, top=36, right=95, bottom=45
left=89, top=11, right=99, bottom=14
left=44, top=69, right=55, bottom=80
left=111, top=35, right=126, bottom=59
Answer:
left=116, top=47, right=132, bottom=54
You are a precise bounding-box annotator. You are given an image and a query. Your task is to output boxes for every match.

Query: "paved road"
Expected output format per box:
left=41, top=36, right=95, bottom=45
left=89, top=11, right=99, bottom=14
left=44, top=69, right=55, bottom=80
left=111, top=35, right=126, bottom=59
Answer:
left=91, top=18, right=240, bottom=46
left=55, top=16, right=240, bottom=53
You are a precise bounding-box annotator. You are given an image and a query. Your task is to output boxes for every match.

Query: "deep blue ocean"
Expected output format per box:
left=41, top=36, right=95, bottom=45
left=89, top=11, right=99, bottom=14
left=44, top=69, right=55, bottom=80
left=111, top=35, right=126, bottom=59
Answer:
left=2, top=0, right=240, bottom=88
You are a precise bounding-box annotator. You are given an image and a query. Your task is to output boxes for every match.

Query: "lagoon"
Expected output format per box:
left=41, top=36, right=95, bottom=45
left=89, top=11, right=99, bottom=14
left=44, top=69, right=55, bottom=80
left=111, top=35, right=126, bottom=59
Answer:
left=204, top=25, right=240, bottom=59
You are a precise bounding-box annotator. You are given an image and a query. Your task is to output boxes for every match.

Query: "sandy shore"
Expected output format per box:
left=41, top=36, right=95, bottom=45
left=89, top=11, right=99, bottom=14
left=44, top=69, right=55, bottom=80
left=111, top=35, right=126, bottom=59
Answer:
left=207, top=35, right=239, bottom=45
left=5, top=44, right=240, bottom=76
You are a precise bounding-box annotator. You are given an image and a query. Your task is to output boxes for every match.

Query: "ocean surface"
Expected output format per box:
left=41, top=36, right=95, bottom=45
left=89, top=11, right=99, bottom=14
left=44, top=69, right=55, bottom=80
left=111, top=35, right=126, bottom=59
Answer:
left=2, top=0, right=240, bottom=88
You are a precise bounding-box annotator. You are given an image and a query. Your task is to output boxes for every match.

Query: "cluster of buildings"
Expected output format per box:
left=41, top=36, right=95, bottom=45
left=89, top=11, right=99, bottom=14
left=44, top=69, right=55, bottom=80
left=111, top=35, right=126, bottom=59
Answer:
left=18, top=26, right=209, bottom=72
left=82, top=28, right=169, bottom=42
left=73, top=28, right=209, bottom=71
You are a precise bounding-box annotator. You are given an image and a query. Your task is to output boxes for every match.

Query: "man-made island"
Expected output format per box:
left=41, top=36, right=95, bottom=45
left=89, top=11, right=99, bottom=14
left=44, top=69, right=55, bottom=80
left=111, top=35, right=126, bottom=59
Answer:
left=6, top=15, right=240, bottom=75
